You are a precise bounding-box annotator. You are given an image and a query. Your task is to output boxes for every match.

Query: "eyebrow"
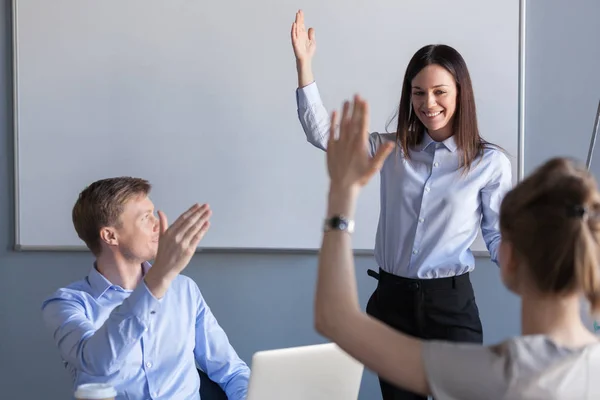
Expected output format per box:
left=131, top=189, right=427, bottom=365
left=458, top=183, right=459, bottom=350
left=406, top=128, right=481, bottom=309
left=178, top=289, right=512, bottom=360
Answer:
left=412, top=84, right=449, bottom=89
left=136, top=208, right=154, bottom=218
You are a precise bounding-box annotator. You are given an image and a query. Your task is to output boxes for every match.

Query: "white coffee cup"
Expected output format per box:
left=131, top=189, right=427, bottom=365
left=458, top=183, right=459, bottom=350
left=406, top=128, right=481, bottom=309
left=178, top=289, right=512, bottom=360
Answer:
left=74, top=383, right=117, bottom=400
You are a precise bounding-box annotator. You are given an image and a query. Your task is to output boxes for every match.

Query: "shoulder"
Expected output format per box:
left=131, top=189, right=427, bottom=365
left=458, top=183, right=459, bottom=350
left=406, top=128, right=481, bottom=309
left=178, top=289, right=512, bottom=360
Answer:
left=473, top=144, right=513, bottom=187
left=40, top=279, right=95, bottom=328
left=370, top=131, right=396, bottom=143
left=368, top=132, right=397, bottom=157
left=422, top=339, right=509, bottom=374
left=481, top=144, right=512, bottom=171
left=41, top=278, right=92, bottom=309
left=422, top=339, right=510, bottom=398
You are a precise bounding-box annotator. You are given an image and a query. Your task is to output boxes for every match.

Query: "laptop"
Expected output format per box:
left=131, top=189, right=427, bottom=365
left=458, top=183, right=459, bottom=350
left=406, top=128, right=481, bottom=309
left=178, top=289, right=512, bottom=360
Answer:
left=245, top=342, right=364, bottom=400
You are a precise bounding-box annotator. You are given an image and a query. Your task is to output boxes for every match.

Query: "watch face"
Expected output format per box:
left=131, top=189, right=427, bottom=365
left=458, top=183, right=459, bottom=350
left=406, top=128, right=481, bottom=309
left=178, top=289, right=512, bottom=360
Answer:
left=331, top=216, right=347, bottom=229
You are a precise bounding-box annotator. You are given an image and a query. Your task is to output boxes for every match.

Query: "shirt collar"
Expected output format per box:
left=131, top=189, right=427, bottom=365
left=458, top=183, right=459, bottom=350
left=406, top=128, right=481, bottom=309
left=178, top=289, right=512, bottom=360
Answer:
left=87, top=261, right=152, bottom=299
left=417, top=131, right=457, bottom=153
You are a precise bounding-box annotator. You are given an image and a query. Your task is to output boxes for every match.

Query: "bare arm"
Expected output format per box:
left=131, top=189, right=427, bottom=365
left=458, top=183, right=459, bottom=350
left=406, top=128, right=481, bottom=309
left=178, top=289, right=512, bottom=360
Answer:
left=314, top=96, right=430, bottom=396
left=291, top=10, right=315, bottom=89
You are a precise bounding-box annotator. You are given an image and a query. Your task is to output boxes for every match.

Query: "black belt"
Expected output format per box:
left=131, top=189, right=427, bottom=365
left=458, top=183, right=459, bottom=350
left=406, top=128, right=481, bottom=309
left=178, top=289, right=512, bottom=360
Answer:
left=367, top=268, right=470, bottom=290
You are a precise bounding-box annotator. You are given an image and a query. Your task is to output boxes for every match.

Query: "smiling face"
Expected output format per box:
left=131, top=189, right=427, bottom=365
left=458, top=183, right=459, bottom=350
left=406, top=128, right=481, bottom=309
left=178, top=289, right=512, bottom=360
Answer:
left=410, top=64, right=458, bottom=140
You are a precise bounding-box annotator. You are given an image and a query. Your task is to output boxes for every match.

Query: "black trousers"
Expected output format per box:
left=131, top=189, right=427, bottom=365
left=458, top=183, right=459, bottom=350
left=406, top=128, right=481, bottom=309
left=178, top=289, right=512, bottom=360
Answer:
left=366, top=268, right=483, bottom=400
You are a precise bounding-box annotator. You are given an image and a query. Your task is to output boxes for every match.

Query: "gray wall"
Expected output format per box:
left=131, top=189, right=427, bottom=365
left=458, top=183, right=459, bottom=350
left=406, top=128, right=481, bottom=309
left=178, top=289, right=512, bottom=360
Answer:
left=525, top=0, right=600, bottom=173
left=0, top=0, right=597, bottom=398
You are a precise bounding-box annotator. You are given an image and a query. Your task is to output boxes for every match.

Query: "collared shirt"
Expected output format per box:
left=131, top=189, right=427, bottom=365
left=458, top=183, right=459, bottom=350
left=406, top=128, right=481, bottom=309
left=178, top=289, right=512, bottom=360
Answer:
left=296, top=82, right=512, bottom=278
left=41, top=262, right=250, bottom=400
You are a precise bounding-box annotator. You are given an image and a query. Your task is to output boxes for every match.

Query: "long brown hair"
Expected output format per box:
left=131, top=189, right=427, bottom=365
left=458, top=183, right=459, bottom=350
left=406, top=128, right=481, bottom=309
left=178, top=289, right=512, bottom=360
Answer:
left=391, top=44, right=495, bottom=171
left=500, top=157, right=600, bottom=312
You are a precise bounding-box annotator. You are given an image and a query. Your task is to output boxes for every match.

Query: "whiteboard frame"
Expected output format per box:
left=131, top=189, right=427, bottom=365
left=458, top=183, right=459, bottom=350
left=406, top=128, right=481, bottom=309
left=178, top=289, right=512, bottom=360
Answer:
left=11, top=0, right=527, bottom=255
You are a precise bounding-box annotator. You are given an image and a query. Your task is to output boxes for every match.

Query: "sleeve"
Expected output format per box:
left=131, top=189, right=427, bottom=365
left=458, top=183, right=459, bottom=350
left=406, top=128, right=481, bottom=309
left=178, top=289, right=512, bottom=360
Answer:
left=480, top=151, right=513, bottom=265
left=41, top=282, right=161, bottom=376
left=193, top=285, right=250, bottom=400
left=296, top=82, right=382, bottom=156
left=422, top=340, right=508, bottom=399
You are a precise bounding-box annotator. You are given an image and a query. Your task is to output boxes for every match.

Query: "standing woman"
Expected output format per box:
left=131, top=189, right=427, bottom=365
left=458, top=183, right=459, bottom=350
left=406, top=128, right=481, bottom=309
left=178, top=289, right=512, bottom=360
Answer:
left=291, top=10, right=512, bottom=400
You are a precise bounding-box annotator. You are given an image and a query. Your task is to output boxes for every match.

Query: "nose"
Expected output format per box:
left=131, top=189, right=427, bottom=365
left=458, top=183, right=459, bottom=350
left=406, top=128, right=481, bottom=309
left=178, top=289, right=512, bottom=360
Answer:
left=425, top=93, right=437, bottom=108
left=152, top=215, right=159, bottom=232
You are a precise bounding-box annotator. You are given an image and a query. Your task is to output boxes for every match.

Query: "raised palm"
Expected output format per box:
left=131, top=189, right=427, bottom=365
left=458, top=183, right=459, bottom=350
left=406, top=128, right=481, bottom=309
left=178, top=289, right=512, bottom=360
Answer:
left=291, top=10, right=316, bottom=62
left=327, top=97, right=395, bottom=189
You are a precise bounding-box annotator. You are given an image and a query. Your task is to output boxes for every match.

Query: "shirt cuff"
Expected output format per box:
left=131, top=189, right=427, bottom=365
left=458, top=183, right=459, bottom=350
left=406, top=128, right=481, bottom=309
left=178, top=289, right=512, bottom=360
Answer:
left=296, top=81, right=322, bottom=109
left=225, top=372, right=250, bottom=400
left=119, top=280, right=162, bottom=324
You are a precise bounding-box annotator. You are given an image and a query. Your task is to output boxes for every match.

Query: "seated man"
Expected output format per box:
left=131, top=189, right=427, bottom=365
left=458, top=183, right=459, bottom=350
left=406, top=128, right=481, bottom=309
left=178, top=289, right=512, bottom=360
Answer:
left=41, top=177, right=249, bottom=400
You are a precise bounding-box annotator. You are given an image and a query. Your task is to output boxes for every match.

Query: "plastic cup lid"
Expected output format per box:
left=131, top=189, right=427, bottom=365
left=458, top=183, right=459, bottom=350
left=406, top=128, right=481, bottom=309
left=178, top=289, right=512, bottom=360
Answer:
left=74, top=383, right=117, bottom=399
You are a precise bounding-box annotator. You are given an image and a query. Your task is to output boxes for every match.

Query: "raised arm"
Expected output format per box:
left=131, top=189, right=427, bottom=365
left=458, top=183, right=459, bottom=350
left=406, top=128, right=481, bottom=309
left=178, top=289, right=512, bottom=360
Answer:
left=314, top=96, right=431, bottom=396
left=291, top=10, right=315, bottom=89
left=291, top=10, right=331, bottom=151
left=42, top=203, right=212, bottom=376
left=291, top=10, right=387, bottom=155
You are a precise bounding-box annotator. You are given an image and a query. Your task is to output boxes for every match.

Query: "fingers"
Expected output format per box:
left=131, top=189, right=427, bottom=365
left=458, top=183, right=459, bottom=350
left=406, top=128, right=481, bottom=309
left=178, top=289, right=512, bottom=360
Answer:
left=308, top=27, right=315, bottom=41
left=294, top=10, right=304, bottom=32
left=352, top=97, right=370, bottom=145
left=169, top=203, right=203, bottom=232
left=328, top=110, right=338, bottom=146
left=182, top=208, right=212, bottom=246
left=177, top=204, right=210, bottom=241
left=158, top=210, right=168, bottom=235
left=332, top=97, right=365, bottom=146
left=366, top=142, right=395, bottom=179
left=350, top=95, right=364, bottom=135
left=190, top=221, right=211, bottom=248
left=357, top=143, right=394, bottom=187
left=340, top=100, right=351, bottom=141
left=292, top=11, right=300, bottom=41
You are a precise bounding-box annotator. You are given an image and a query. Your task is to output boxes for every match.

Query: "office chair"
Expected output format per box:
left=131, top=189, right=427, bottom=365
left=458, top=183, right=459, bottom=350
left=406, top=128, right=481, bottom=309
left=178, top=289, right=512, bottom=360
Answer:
left=198, top=368, right=228, bottom=400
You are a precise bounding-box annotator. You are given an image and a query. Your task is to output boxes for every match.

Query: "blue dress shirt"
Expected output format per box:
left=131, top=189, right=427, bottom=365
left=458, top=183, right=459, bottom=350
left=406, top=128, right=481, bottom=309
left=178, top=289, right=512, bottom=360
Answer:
left=297, top=82, right=513, bottom=278
left=41, top=262, right=250, bottom=400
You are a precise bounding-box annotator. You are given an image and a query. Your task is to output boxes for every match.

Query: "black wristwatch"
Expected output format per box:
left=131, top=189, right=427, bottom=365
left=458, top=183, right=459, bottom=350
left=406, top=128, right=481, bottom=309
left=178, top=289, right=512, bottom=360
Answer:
left=323, top=215, right=355, bottom=233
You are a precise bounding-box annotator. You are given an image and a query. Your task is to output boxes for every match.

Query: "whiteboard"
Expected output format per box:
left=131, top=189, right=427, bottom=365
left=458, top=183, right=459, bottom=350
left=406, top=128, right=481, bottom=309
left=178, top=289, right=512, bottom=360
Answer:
left=12, top=0, right=524, bottom=252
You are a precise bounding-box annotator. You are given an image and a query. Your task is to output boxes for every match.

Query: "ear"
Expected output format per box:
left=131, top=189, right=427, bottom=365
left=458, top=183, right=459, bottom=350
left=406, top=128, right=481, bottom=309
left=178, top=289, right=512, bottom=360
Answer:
left=505, top=241, right=520, bottom=275
left=500, top=240, right=521, bottom=293
left=99, top=227, right=118, bottom=247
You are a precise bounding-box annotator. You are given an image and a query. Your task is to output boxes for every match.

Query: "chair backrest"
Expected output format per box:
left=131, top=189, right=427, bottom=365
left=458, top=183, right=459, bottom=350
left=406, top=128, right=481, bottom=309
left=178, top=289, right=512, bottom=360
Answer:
left=246, top=342, right=364, bottom=400
left=198, top=368, right=227, bottom=400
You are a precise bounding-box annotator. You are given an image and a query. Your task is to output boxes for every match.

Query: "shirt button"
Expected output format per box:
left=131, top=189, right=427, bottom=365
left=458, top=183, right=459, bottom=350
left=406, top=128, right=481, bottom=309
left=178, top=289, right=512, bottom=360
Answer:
left=418, top=218, right=424, bottom=223
left=152, top=392, right=158, bottom=397
left=413, top=249, right=418, bottom=254
left=433, top=162, right=439, bottom=167
left=425, top=187, right=431, bottom=192
left=146, top=362, right=152, bottom=368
